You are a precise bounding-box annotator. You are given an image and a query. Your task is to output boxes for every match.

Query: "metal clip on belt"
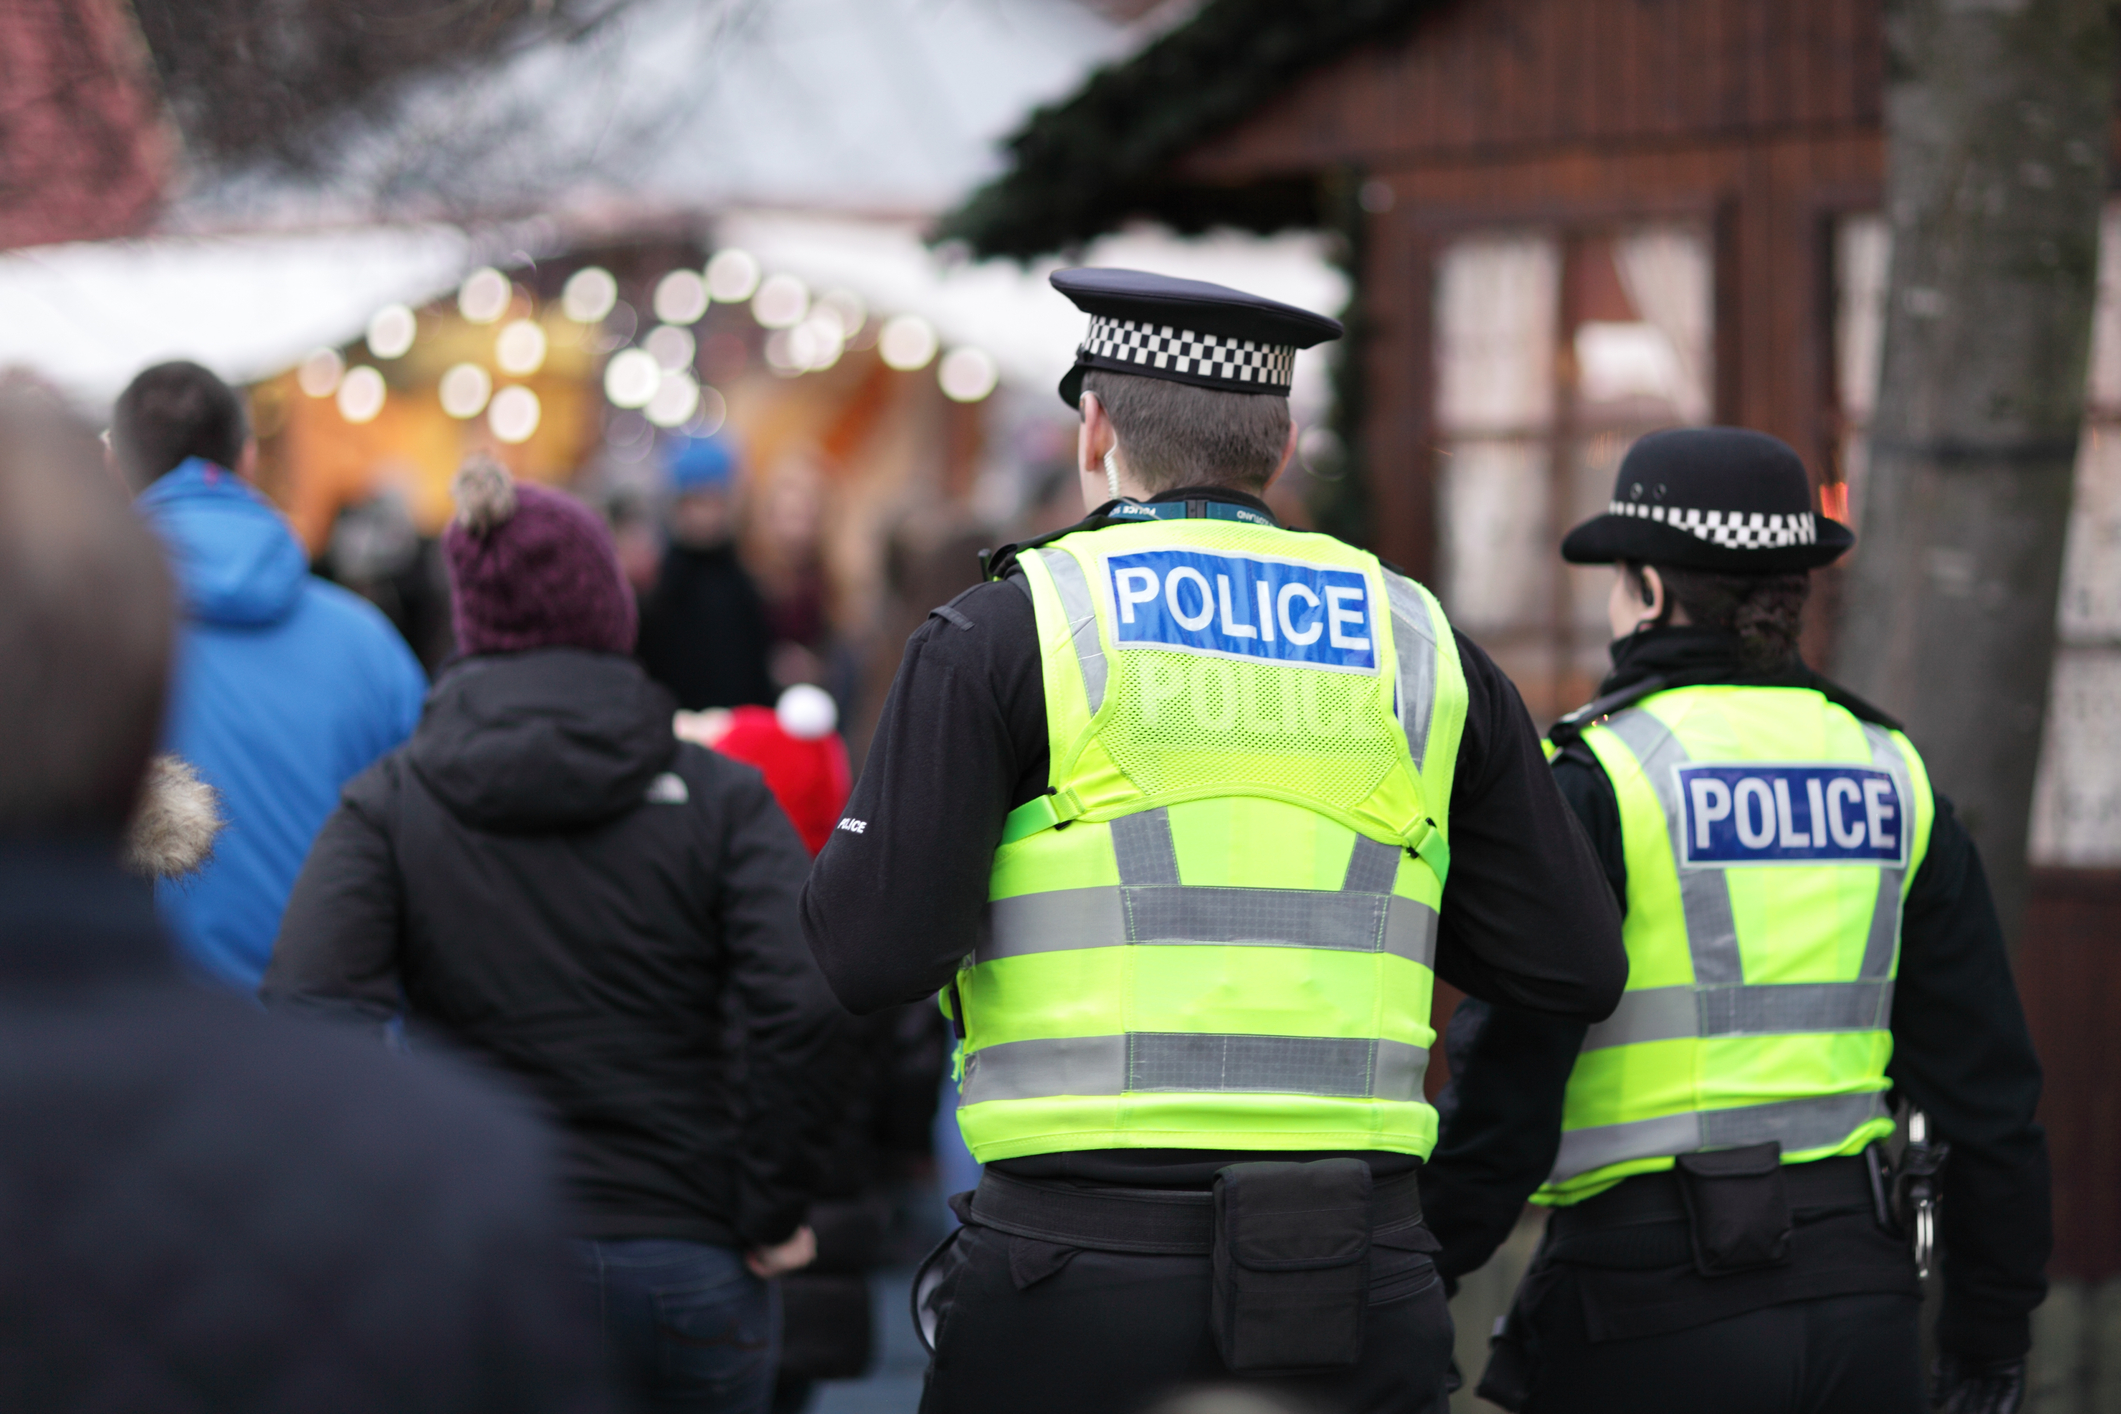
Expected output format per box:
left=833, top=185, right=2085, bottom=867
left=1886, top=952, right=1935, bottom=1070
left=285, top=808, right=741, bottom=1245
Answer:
left=966, top=1168, right=1424, bottom=1255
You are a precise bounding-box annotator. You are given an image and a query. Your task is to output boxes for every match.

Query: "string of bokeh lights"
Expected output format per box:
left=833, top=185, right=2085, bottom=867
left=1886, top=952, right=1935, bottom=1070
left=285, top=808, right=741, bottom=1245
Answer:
left=292, top=249, right=1000, bottom=450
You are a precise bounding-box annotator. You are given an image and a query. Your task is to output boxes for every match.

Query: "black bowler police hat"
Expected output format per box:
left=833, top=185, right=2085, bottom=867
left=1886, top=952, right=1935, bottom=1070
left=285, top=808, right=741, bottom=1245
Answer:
left=1560, top=427, right=1854, bottom=573
left=1051, top=267, right=1343, bottom=409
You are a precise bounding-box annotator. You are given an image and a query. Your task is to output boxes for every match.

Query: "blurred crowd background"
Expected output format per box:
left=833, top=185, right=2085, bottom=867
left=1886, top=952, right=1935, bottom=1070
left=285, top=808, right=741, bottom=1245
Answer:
left=0, top=0, right=1349, bottom=770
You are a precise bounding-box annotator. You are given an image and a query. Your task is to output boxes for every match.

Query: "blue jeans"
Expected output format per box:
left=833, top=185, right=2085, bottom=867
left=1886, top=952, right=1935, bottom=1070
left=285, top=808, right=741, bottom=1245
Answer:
left=575, top=1239, right=780, bottom=1414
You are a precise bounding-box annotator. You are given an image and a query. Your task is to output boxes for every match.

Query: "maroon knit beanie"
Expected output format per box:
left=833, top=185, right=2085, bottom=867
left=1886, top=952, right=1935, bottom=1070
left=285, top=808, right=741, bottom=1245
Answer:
left=444, top=457, right=637, bottom=656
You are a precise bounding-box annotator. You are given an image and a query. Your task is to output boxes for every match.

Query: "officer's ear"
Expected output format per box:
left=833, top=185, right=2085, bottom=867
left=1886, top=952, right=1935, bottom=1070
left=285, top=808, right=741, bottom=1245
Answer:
left=1264, top=417, right=1299, bottom=492
left=1632, top=564, right=1667, bottom=624
left=1077, top=393, right=1119, bottom=511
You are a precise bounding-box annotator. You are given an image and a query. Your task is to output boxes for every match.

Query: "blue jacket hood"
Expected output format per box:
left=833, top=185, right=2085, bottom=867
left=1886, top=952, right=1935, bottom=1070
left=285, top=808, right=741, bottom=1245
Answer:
left=138, top=459, right=309, bottom=626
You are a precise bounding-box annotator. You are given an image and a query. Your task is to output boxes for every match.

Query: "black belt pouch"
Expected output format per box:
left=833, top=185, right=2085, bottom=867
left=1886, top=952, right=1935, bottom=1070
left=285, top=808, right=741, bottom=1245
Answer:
left=1211, top=1159, right=1372, bottom=1373
left=1674, top=1141, right=1792, bottom=1275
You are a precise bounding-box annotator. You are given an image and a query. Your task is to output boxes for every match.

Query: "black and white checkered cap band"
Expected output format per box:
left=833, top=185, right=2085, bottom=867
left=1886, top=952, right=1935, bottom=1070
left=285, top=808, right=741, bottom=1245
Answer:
left=1609, top=500, right=1818, bottom=549
left=1080, top=315, right=1296, bottom=390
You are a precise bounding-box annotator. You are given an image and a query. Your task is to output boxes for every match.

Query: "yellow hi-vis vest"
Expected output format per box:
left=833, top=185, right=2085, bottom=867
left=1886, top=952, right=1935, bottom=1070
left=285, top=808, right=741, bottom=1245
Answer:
left=1537, top=684, right=1935, bottom=1204
left=948, top=514, right=1468, bottom=1164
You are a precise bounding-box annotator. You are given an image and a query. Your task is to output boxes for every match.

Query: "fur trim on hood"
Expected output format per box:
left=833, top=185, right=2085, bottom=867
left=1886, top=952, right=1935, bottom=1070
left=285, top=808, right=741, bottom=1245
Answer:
left=124, top=755, right=225, bottom=881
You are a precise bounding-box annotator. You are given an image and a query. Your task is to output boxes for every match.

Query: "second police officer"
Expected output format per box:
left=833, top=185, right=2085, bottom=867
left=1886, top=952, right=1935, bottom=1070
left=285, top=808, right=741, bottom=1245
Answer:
left=802, top=269, right=1628, bottom=1413
left=1421, top=429, right=2052, bottom=1414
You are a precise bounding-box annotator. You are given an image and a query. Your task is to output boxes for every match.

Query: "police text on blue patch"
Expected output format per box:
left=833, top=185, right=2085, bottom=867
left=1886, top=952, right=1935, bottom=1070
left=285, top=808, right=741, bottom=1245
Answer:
left=1103, top=549, right=1378, bottom=673
left=1676, top=764, right=1906, bottom=866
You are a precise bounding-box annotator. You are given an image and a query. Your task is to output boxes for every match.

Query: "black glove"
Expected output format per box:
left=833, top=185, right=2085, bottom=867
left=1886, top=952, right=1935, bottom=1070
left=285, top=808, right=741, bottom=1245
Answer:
left=1931, top=1354, right=2026, bottom=1414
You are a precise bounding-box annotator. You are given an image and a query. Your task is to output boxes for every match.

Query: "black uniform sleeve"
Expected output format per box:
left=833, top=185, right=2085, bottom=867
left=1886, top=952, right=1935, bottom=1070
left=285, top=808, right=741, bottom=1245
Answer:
left=1423, top=998, right=1586, bottom=1284
left=800, top=581, right=1046, bottom=1015
left=1422, top=724, right=1625, bottom=1283
left=262, top=760, right=408, bottom=1028
left=709, top=758, right=852, bottom=1248
left=1550, top=740, right=1627, bottom=909
left=1433, top=633, right=1627, bottom=1020
left=1886, top=794, right=2051, bottom=1363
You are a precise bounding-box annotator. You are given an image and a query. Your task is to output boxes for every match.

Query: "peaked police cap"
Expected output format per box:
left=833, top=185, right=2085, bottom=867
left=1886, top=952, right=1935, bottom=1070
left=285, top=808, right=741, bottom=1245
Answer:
left=1561, top=426, right=1855, bottom=573
left=1051, top=267, right=1342, bottom=409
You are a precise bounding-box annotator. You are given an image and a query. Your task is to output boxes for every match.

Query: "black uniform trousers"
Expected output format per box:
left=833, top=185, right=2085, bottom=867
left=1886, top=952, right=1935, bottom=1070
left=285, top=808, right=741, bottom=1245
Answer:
left=1493, top=1177, right=1926, bottom=1414
left=1520, top=1281, right=1923, bottom=1414
left=918, top=1219, right=1455, bottom=1414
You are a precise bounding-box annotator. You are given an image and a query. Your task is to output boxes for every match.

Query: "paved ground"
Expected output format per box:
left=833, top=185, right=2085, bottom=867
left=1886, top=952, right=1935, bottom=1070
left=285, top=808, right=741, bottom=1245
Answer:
left=806, top=1266, right=924, bottom=1414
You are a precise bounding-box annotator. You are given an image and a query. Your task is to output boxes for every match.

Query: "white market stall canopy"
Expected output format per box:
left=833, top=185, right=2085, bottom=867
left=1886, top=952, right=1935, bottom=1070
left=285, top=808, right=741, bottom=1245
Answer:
left=716, top=212, right=1348, bottom=417
left=0, top=225, right=473, bottom=408
left=0, top=215, right=1345, bottom=417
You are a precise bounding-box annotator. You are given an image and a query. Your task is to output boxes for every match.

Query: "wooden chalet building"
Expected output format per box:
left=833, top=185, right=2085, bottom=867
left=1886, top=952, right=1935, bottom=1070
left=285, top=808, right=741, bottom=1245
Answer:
left=946, top=0, right=2121, bottom=1343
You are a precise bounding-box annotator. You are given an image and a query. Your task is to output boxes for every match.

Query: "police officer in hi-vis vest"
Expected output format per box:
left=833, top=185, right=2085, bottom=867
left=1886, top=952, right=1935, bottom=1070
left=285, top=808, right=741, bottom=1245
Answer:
left=1421, top=428, right=2051, bottom=1414
left=801, top=269, right=1627, bottom=1414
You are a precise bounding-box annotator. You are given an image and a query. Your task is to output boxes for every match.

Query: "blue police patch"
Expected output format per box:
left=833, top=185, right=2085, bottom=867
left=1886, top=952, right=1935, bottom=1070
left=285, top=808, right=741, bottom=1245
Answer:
left=1103, top=549, right=1377, bottom=674
left=1676, top=764, right=1906, bottom=866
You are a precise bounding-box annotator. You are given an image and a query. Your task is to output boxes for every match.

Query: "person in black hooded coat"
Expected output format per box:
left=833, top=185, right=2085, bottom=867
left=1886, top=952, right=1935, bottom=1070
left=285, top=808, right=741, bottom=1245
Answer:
left=266, top=459, right=845, bottom=1414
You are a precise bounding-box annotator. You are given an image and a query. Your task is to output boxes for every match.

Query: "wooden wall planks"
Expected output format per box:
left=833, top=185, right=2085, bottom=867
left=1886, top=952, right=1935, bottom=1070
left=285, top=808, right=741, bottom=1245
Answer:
left=2019, top=870, right=2121, bottom=1277
left=1179, top=0, right=1882, bottom=180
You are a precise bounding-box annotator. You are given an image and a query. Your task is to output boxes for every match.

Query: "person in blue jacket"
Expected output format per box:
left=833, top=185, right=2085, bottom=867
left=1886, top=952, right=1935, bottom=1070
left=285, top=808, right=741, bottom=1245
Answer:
left=114, top=361, right=426, bottom=989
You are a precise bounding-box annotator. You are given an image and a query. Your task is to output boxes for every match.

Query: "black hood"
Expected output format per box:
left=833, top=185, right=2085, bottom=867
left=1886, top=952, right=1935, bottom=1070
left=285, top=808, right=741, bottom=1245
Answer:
left=409, top=650, right=679, bottom=833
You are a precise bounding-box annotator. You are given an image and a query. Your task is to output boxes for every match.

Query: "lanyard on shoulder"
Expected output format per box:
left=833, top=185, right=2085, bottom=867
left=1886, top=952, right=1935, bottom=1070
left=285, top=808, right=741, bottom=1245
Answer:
left=981, top=496, right=1279, bottom=581
left=1099, top=498, right=1277, bottom=528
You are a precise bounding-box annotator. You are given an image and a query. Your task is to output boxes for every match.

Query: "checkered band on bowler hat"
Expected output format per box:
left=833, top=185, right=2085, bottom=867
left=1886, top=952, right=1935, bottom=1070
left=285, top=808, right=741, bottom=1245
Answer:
left=1561, top=426, right=1855, bottom=573
left=1081, top=315, right=1297, bottom=392
left=1051, top=267, right=1342, bottom=408
left=1603, top=498, right=1819, bottom=550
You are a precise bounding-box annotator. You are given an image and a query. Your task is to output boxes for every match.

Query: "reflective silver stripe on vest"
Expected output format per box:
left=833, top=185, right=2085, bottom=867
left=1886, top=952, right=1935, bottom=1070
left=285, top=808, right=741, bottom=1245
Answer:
left=1582, top=980, right=1897, bottom=1051
left=1113, top=808, right=1179, bottom=886
left=960, top=1033, right=1431, bottom=1106
left=979, top=810, right=1436, bottom=967
left=1384, top=571, right=1440, bottom=770
left=1550, top=1089, right=1891, bottom=1182
left=1034, top=547, right=1107, bottom=714
left=1601, top=708, right=1740, bottom=984
left=1859, top=723, right=1916, bottom=981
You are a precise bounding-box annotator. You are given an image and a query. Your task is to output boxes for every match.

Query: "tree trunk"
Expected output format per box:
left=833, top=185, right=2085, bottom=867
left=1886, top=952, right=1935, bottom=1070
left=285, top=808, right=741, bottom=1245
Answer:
left=1834, top=0, right=2114, bottom=941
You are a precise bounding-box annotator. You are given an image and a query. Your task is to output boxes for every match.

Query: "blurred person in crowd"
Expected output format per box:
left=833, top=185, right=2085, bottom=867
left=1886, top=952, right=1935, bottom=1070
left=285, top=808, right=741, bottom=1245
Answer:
left=0, top=391, right=613, bottom=1414
left=678, top=683, right=939, bottom=1413
left=638, top=433, right=778, bottom=709
left=265, top=457, right=845, bottom=1414
left=767, top=998, right=949, bottom=1414
left=323, top=486, right=458, bottom=672
left=610, top=487, right=667, bottom=598
left=113, top=360, right=426, bottom=990
left=747, top=452, right=834, bottom=690
left=848, top=512, right=991, bottom=766
left=679, top=684, right=852, bottom=857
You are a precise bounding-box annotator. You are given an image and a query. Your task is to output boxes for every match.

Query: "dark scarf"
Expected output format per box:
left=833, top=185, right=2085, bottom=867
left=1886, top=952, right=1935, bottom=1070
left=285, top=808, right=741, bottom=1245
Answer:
left=1597, top=625, right=1901, bottom=730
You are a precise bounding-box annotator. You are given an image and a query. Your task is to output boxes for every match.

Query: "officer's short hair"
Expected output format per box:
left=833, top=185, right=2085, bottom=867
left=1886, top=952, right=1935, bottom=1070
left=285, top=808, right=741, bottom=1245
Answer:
left=111, top=360, right=249, bottom=491
left=1628, top=561, right=1810, bottom=672
left=0, top=388, right=174, bottom=832
left=1082, top=369, right=1290, bottom=496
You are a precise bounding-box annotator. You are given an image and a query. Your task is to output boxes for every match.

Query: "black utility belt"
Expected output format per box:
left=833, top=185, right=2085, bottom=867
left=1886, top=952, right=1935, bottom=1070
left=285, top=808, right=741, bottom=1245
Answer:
left=1550, top=1147, right=1880, bottom=1276
left=968, top=1160, right=1424, bottom=1375
left=966, top=1165, right=1423, bottom=1255
left=1553, top=1152, right=1877, bottom=1234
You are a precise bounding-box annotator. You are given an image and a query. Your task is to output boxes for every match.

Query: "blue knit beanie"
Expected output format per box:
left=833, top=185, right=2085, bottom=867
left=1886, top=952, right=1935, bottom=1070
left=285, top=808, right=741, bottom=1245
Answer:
left=666, top=435, right=737, bottom=494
